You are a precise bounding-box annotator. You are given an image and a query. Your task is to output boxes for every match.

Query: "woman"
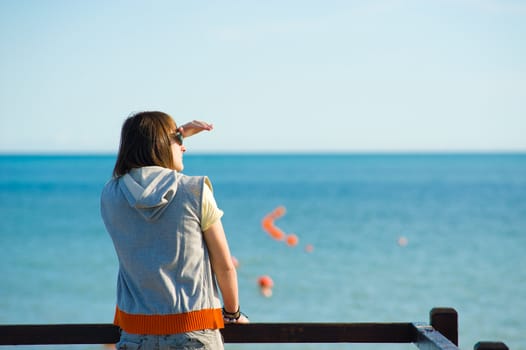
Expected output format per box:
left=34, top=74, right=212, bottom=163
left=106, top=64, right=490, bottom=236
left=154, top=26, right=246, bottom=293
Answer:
left=101, top=111, right=248, bottom=350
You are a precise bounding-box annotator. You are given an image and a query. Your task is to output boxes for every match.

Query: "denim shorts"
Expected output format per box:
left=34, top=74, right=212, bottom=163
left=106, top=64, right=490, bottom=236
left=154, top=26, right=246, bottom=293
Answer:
left=116, top=329, right=224, bottom=350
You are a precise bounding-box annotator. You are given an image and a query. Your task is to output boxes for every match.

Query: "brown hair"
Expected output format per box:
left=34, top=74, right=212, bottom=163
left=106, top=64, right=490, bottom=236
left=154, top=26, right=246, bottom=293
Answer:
left=113, top=111, right=177, bottom=177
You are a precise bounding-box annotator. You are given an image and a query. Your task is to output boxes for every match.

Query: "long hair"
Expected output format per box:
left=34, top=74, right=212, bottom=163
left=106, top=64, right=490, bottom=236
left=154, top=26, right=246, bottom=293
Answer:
left=113, top=111, right=177, bottom=177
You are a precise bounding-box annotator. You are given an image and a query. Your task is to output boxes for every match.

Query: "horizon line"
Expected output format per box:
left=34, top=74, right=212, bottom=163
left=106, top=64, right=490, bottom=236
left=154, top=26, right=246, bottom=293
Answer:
left=1, top=150, right=525, bottom=156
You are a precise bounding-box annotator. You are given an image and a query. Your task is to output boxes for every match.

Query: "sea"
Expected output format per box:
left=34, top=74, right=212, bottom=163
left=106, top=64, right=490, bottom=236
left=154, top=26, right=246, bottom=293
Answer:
left=0, top=153, right=525, bottom=350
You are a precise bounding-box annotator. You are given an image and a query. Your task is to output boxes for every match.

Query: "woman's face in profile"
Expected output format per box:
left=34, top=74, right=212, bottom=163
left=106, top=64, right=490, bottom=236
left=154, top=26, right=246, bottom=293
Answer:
left=170, top=130, right=186, bottom=172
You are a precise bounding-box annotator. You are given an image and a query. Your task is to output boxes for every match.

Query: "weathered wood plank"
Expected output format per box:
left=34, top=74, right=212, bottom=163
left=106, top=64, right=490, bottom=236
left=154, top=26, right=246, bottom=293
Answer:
left=0, top=323, right=414, bottom=345
left=221, top=323, right=415, bottom=343
left=0, top=320, right=506, bottom=350
left=0, top=324, right=120, bottom=345
left=430, top=308, right=458, bottom=346
left=412, top=323, right=459, bottom=350
left=474, top=342, right=509, bottom=350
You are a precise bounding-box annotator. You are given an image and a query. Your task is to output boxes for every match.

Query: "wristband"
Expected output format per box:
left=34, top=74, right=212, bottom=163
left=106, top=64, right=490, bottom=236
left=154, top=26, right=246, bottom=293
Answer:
left=222, top=306, right=241, bottom=321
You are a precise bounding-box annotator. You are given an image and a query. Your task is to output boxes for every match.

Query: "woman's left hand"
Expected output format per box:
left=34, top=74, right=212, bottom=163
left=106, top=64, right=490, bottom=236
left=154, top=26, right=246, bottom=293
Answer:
left=179, top=120, right=213, bottom=137
left=224, top=313, right=250, bottom=324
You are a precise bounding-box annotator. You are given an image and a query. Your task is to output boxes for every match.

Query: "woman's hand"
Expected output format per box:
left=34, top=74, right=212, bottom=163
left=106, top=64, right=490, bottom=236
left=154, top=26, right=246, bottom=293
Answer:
left=235, top=313, right=250, bottom=324
left=178, top=120, right=213, bottom=138
left=224, top=313, right=250, bottom=324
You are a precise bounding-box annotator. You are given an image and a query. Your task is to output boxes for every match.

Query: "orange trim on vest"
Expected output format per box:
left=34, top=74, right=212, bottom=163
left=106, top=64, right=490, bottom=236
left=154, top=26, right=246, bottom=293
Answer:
left=114, top=306, right=225, bottom=335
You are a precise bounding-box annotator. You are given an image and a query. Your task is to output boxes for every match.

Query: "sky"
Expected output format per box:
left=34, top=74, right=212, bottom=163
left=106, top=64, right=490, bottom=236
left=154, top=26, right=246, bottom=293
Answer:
left=1, top=0, right=525, bottom=153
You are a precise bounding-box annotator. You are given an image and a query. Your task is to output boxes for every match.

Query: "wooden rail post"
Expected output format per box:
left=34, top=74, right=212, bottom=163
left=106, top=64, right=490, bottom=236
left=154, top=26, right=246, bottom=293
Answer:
left=430, top=307, right=458, bottom=346
left=474, top=341, right=509, bottom=350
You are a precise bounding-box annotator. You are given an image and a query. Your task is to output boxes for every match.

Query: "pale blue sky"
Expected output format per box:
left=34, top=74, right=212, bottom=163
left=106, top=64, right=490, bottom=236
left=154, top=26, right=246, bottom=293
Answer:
left=1, top=0, right=525, bottom=153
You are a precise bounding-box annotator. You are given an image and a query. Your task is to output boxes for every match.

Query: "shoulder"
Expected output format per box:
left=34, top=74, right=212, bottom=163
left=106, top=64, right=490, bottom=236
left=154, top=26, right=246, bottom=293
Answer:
left=177, top=174, right=210, bottom=189
left=101, top=177, right=119, bottom=197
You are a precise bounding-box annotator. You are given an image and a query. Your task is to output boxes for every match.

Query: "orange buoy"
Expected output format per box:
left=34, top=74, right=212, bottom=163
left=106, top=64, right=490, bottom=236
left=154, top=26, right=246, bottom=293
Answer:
left=285, top=234, right=298, bottom=246
left=305, top=244, right=314, bottom=253
left=272, top=206, right=286, bottom=218
left=262, top=217, right=273, bottom=229
left=397, top=236, right=408, bottom=247
left=267, top=226, right=286, bottom=240
left=262, top=206, right=287, bottom=241
left=257, top=275, right=274, bottom=298
left=258, top=275, right=274, bottom=288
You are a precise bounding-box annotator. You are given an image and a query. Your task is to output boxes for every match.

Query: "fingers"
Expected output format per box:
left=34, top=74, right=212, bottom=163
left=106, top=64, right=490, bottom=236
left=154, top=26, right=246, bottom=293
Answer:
left=236, top=314, right=250, bottom=324
left=193, top=120, right=213, bottom=131
left=224, top=314, right=250, bottom=324
left=179, top=120, right=214, bottom=137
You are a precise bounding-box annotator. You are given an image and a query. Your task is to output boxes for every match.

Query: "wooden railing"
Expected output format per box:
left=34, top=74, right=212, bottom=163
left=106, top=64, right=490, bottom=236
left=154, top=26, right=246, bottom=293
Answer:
left=0, top=308, right=508, bottom=350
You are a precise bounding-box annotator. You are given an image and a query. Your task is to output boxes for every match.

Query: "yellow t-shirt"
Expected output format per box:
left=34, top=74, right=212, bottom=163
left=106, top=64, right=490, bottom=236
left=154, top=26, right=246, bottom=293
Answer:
left=201, top=177, right=224, bottom=231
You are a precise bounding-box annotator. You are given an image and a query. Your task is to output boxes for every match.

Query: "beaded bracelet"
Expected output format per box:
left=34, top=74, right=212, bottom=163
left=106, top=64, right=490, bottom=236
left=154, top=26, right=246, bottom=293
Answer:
left=222, top=306, right=241, bottom=321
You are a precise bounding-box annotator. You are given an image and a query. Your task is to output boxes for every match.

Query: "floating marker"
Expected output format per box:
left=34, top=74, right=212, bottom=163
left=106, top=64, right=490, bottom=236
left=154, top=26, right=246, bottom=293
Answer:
left=286, top=234, right=299, bottom=247
left=261, top=206, right=287, bottom=241
left=257, top=275, right=274, bottom=298
left=397, top=236, right=408, bottom=247
left=258, top=275, right=274, bottom=288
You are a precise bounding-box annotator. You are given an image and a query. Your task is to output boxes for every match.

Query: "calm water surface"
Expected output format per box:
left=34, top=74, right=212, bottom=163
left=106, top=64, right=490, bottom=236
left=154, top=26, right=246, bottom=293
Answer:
left=1, top=154, right=525, bottom=349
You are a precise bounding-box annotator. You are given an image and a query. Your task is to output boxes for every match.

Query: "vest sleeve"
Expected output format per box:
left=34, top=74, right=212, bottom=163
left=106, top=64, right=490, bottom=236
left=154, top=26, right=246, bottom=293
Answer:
left=201, top=177, right=224, bottom=232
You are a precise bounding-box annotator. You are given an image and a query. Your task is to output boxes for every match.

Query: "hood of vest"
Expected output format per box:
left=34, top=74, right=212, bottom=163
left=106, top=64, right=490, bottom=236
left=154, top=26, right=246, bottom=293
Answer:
left=120, top=166, right=178, bottom=221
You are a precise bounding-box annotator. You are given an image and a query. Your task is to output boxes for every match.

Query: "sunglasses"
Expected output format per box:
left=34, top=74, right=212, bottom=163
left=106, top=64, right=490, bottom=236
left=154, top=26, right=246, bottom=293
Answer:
left=170, top=132, right=184, bottom=146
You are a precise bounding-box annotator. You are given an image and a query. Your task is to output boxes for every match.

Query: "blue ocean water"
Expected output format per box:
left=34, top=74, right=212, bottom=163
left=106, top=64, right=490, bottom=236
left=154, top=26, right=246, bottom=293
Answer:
left=0, top=154, right=525, bottom=350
